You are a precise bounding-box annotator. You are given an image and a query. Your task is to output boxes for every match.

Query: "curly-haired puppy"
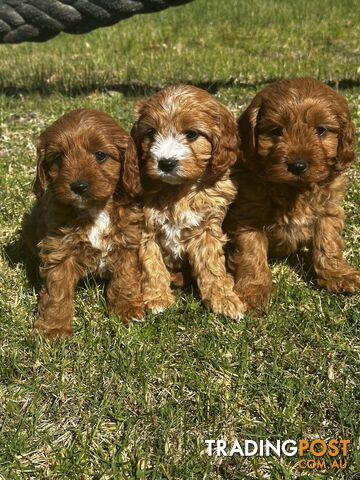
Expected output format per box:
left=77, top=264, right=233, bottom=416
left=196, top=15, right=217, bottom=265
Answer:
left=22, top=109, right=144, bottom=339
left=131, top=84, right=246, bottom=319
left=225, top=77, right=360, bottom=310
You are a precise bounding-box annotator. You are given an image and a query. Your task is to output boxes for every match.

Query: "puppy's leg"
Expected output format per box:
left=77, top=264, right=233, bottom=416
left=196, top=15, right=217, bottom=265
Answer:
left=106, top=248, right=145, bottom=323
left=140, top=235, right=175, bottom=313
left=186, top=227, right=246, bottom=320
left=313, top=215, right=360, bottom=292
left=229, top=230, right=273, bottom=310
left=34, top=258, right=82, bottom=339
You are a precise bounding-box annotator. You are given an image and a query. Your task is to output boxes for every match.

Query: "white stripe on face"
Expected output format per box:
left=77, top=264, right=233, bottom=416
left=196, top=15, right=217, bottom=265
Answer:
left=150, top=133, right=191, bottom=162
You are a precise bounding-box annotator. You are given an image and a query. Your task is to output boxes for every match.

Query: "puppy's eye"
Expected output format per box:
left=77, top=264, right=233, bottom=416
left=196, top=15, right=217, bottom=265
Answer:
left=94, top=151, right=107, bottom=163
left=54, top=154, right=63, bottom=166
left=145, top=128, right=156, bottom=139
left=184, top=130, right=199, bottom=141
left=316, top=126, right=327, bottom=137
left=269, top=126, right=283, bottom=137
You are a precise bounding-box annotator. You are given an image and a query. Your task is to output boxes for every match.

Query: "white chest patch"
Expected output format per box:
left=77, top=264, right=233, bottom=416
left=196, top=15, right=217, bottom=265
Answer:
left=87, top=210, right=111, bottom=274
left=153, top=209, right=202, bottom=262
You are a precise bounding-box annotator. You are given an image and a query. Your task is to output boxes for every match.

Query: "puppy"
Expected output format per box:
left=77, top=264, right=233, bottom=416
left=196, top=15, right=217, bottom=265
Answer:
left=225, top=77, right=360, bottom=310
left=22, top=109, right=144, bottom=339
left=131, top=84, right=246, bottom=319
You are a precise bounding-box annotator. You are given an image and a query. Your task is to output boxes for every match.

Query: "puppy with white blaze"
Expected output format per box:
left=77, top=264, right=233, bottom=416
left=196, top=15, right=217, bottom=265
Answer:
left=131, top=84, right=246, bottom=319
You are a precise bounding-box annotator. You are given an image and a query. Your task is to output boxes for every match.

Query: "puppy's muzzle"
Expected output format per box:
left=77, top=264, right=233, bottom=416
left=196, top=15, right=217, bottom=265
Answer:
left=158, top=157, right=178, bottom=173
left=287, top=159, right=308, bottom=175
left=70, top=180, right=89, bottom=195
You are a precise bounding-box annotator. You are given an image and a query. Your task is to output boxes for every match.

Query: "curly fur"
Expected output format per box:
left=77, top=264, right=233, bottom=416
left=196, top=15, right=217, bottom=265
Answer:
left=22, top=109, right=144, bottom=339
left=225, top=77, right=360, bottom=310
left=132, top=84, right=246, bottom=319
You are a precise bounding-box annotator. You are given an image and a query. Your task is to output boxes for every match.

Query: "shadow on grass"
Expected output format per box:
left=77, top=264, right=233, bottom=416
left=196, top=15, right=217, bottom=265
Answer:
left=1, top=78, right=359, bottom=98
left=0, top=78, right=257, bottom=98
left=3, top=235, right=41, bottom=290
left=268, top=249, right=344, bottom=298
left=278, top=250, right=316, bottom=285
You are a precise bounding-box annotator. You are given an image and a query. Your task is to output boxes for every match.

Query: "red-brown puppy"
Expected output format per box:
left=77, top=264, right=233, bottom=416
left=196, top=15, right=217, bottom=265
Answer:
left=132, top=84, right=246, bottom=319
left=22, top=109, right=144, bottom=339
left=225, top=77, right=360, bottom=310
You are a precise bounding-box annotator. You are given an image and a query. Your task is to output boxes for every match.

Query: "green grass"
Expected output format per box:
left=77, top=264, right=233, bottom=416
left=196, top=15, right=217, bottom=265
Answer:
left=0, top=0, right=359, bottom=478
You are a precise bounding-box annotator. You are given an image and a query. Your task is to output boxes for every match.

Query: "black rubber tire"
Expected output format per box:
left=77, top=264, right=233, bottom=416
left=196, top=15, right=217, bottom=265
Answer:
left=0, top=0, right=193, bottom=43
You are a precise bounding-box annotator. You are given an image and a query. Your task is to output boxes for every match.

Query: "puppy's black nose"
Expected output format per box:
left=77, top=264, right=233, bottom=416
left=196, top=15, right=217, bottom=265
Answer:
left=287, top=160, right=308, bottom=175
left=158, top=158, right=178, bottom=173
left=70, top=180, right=89, bottom=195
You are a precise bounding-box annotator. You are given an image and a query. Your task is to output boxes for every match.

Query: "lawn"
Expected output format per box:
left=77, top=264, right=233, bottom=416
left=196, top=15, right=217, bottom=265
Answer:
left=0, top=0, right=359, bottom=478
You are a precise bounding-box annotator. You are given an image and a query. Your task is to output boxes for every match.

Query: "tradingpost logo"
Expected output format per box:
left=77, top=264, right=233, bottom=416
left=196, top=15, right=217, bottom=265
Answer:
left=205, top=438, right=350, bottom=470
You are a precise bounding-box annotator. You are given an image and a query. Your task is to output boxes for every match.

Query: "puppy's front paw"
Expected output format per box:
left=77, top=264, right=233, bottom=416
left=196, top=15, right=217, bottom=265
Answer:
left=146, top=294, right=176, bottom=315
left=317, top=268, right=360, bottom=293
left=207, top=291, right=246, bottom=321
left=108, top=301, right=145, bottom=324
left=32, top=320, right=73, bottom=340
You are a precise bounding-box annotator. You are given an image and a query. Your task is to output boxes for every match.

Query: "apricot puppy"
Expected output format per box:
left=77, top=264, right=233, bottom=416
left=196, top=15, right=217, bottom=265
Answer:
left=225, top=77, right=360, bottom=309
left=22, top=109, right=144, bottom=339
left=131, top=85, right=246, bottom=320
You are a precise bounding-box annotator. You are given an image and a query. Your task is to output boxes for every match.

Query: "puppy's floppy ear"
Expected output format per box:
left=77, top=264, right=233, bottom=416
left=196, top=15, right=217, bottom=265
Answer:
left=335, top=107, right=355, bottom=171
left=237, top=96, right=262, bottom=170
left=211, top=107, right=239, bottom=175
left=33, top=138, right=47, bottom=198
left=121, top=136, right=142, bottom=197
left=129, top=101, right=146, bottom=161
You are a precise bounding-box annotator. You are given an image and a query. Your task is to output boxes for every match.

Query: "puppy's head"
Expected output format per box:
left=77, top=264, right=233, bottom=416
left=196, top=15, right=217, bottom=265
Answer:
left=34, top=109, right=141, bottom=207
left=131, top=85, right=238, bottom=185
left=239, top=77, right=355, bottom=184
